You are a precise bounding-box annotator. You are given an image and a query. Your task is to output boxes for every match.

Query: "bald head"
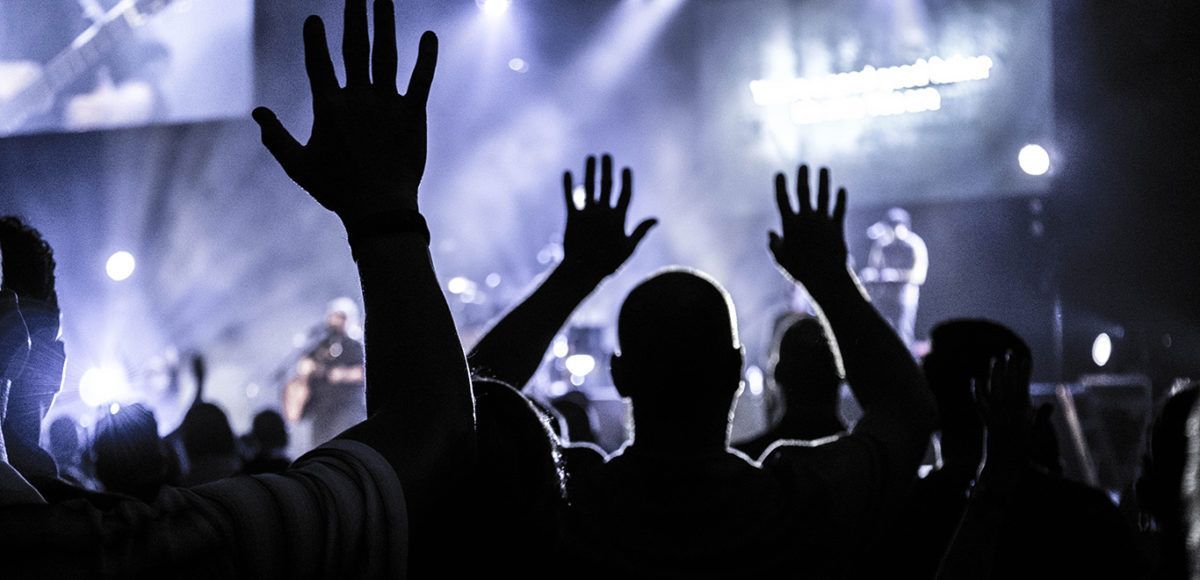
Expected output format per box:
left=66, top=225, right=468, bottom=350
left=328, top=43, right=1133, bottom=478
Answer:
left=617, top=268, right=738, bottom=363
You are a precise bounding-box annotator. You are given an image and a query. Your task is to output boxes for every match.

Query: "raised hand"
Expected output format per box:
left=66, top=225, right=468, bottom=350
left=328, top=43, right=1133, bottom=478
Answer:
left=768, top=165, right=849, bottom=287
left=253, top=0, right=436, bottom=222
left=561, top=154, right=658, bottom=279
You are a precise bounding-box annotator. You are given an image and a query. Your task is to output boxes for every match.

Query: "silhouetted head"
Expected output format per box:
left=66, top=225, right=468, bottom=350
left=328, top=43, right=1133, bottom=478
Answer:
left=92, top=403, right=168, bottom=501
left=472, top=378, right=565, bottom=564
left=772, top=315, right=841, bottom=411
left=48, top=415, right=80, bottom=462
left=181, top=402, right=237, bottom=459
left=250, top=409, right=288, bottom=452
left=612, top=268, right=743, bottom=448
left=1138, top=381, right=1199, bottom=535
left=0, top=216, right=57, bottom=308
left=924, top=319, right=1031, bottom=472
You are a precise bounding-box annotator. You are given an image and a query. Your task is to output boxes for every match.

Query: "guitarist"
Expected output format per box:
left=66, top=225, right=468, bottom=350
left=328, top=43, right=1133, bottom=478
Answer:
left=0, top=0, right=166, bottom=134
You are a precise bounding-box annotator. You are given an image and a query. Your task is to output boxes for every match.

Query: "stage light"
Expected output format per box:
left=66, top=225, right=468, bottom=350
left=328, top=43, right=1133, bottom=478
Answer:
left=486, top=273, right=502, bottom=287
left=508, top=58, right=528, bottom=73
left=105, top=251, right=136, bottom=281
left=108, top=403, right=121, bottom=415
left=565, top=354, right=597, bottom=377
left=447, top=276, right=472, bottom=295
left=79, top=367, right=129, bottom=407
left=1092, top=333, right=1113, bottom=367
left=745, top=365, right=764, bottom=396
left=1019, top=144, right=1051, bottom=176
left=477, top=0, right=511, bottom=17
left=552, top=336, right=570, bottom=358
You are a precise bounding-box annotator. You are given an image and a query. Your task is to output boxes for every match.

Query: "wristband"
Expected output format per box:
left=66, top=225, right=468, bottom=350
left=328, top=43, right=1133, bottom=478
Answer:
left=345, top=210, right=431, bottom=251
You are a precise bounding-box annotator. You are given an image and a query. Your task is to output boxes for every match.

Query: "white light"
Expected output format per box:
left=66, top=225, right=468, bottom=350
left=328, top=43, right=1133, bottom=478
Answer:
left=485, top=273, right=502, bottom=287
left=245, top=383, right=260, bottom=399
left=1019, top=144, right=1051, bottom=176
left=552, top=336, right=569, bottom=358
left=79, top=367, right=129, bottom=407
left=1092, top=333, right=1113, bottom=367
left=105, top=251, right=136, bottom=281
left=746, top=365, right=764, bottom=396
left=572, top=185, right=587, bottom=209
left=477, top=0, right=511, bottom=17
left=508, top=58, right=528, bottom=73
left=108, top=402, right=121, bottom=415
left=565, top=354, right=597, bottom=377
left=447, top=276, right=472, bottom=295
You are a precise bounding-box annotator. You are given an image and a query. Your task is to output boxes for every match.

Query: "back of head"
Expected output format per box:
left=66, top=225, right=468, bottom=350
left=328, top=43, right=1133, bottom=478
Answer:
left=48, top=416, right=79, bottom=460
left=0, top=216, right=57, bottom=307
left=182, top=402, right=237, bottom=458
left=925, top=319, right=1031, bottom=409
left=251, top=409, right=288, bottom=451
left=614, top=268, right=742, bottom=423
left=92, top=403, right=167, bottom=501
left=471, top=378, right=564, bottom=569
left=771, top=315, right=841, bottom=408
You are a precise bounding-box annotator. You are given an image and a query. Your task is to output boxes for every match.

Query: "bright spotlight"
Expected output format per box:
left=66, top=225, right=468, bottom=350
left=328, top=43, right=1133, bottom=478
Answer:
left=1092, top=333, right=1113, bottom=367
left=477, top=0, right=511, bottom=17
left=105, top=251, right=136, bottom=281
left=565, top=354, right=597, bottom=377
left=79, top=367, right=129, bottom=407
left=1018, top=144, right=1051, bottom=176
left=447, top=276, right=472, bottom=295
left=508, top=57, right=528, bottom=73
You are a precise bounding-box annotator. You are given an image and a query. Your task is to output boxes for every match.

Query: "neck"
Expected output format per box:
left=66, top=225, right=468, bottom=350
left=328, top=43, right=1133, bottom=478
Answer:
left=628, top=411, right=730, bottom=454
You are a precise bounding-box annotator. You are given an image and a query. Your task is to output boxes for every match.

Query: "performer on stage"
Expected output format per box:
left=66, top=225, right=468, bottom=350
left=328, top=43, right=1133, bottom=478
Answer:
left=859, top=207, right=928, bottom=348
left=283, top=298, right=366, bottom=447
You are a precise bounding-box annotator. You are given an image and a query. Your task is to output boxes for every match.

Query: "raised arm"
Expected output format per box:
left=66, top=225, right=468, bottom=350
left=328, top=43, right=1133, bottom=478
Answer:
left=468, top=154, right=656, bottom=389
left=252, top=0, right=474, bottom=482
left=767, top=165, right=937, bottom=472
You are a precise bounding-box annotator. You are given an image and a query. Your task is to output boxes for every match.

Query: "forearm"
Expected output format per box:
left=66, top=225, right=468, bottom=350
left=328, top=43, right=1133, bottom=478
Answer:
left=352, top=231, right=473, bottom=438
left=468, top=263, right=603, bottom=389
left=804, top=267, right=936, bottom=428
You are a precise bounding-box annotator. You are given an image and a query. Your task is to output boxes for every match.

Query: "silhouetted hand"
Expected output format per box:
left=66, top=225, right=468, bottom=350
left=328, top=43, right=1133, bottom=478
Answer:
left=769, top=165, right=849, bottom=287
left=561, top=154, right=657, bottom=279
left=253, top=0, right=436, bottom=222
left=975, top=351, right=1034, bottom=470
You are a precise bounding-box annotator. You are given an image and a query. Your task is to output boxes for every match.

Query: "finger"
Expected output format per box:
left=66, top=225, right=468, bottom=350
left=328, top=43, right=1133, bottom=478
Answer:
left=832, top=187, right=847, bottom=225
left=343, top=0, right=371, bottom=87
left=584, top=156, right=596, bottom=205
left=817, top=167, right=830, bottom=215
left=563, top=171, right=577, bottom=212
left=628, top=218, right=658, bottom=248
left=372, top=0, right=398, bottom=93
left=253, top=107, right=305, bottom=175
left=405, top=31, right=439, bottom=106
left=600, top=154, right=614, bottom=207
left=303, top=17, right=339, bottom=102
left=797, top=165, right=812, bottom=215
left=774, top=173, right=793, bottom=219
left=616, top=167, right=633, bottom=212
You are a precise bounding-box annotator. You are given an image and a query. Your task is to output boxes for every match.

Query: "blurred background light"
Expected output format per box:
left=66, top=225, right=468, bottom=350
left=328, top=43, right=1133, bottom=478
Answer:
left=1019, top=144, right=1051, bottom=176
left=105, top=251, right=136, bottom=281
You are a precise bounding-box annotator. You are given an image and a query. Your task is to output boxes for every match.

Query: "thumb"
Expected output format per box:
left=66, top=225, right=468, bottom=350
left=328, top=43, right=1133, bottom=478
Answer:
left=628, top=218, right=658, bottom=248
left=253, top=107, right=304, bottom=172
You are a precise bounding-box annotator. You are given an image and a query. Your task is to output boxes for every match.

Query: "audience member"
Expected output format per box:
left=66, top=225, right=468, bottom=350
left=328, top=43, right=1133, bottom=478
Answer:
left=1138, top=381, right=1199, bottom=579
left=241, top=410, right=291, bottom=475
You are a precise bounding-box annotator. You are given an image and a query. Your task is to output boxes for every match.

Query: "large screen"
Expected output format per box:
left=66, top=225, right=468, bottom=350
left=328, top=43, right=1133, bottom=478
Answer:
left=695, top=0, right=1054, bottom=207
left=0, top=0, right=252, bottom=137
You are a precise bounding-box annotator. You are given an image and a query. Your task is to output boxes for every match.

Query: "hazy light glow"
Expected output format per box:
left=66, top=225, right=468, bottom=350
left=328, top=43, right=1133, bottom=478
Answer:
left=1092, top=333, right=1112, bottom=367
left=477, top=0, right=511, bottom=17
left=105, top=251, right=137, bottom=281
left=565, top=354, right=597, bottom=377
left=1019, top=144, right=1051, bottom=176
left=79, top=367, right=130, bottom=407
left=750, top=55, right=992, bottom=126
left=746, top=365, right=764, bottom=396
left=447, top=276, right=472, bottom=295
left=508, top=57, right=527, bottom=73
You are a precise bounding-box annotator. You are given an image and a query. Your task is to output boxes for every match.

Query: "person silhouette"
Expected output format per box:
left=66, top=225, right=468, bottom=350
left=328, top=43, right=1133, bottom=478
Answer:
left=734, top=314, right=846, bottom=461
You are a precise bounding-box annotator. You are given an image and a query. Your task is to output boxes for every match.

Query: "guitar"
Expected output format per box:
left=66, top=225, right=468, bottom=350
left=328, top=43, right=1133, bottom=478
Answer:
left=0, top=0, right=174, bottom=135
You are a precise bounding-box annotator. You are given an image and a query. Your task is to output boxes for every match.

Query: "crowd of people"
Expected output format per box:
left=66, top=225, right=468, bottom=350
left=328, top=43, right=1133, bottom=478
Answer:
left=1, top=1, right=1198, bottom=577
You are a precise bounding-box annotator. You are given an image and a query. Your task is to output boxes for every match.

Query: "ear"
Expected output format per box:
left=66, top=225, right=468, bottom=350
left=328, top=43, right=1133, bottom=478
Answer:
left=610, top=353, right=633, bottom=399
